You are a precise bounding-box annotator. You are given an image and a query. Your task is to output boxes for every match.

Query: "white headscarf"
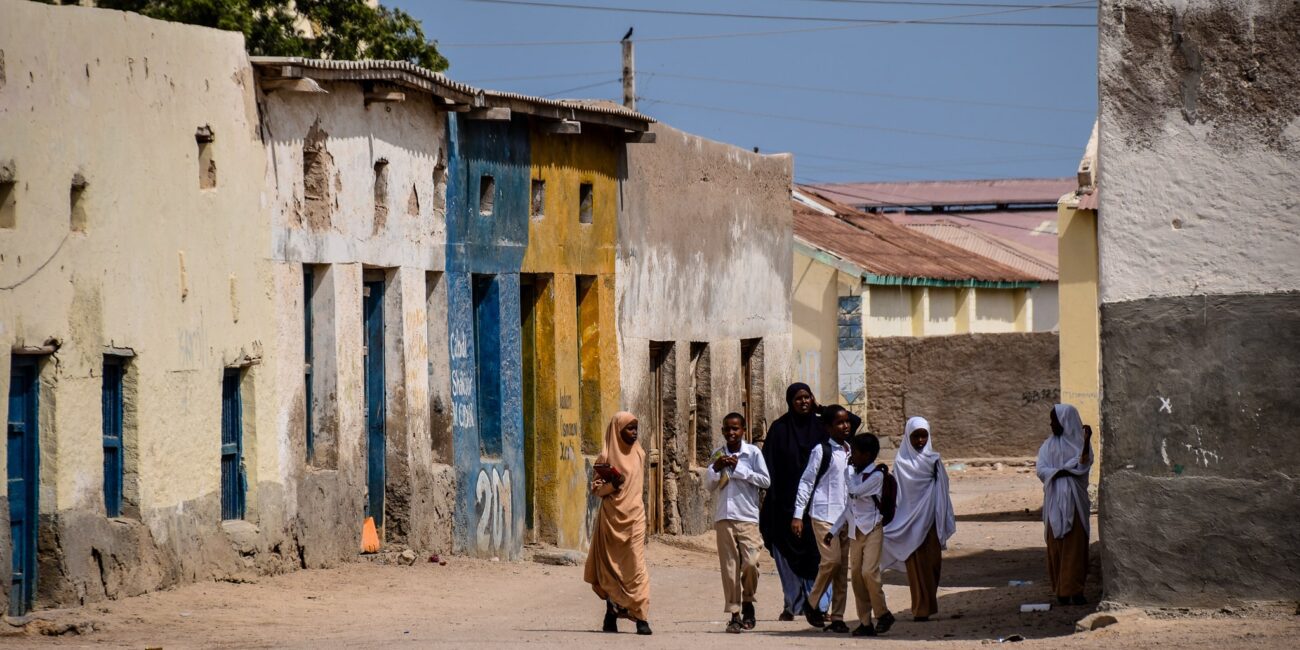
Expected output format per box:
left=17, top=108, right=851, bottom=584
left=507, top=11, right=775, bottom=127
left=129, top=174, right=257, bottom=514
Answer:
left=882, top=416, right=956, bottom=572
left=1036, top=404, right=1092, bottom=539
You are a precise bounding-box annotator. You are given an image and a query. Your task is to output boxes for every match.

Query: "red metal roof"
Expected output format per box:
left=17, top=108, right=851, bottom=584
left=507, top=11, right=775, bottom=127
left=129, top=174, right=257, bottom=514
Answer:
left=905, top=221, right=1057, bottom=281
left=793, top=187, right=1039, bottom=284
left=1076, top=189, right=1098, bottom=211
left=809, top=178, right=1075, bottom=208
left=885, top=210, right=1059, bottom=258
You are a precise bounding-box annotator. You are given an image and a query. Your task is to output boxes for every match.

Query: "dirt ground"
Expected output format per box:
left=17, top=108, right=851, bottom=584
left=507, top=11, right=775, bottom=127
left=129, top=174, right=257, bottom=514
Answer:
left=4, top=467, right=1296, bottom=648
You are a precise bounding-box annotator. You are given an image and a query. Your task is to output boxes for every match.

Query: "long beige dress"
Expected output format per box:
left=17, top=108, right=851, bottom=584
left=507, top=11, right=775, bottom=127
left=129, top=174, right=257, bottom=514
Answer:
left=583, top=412, right=651, bottom=621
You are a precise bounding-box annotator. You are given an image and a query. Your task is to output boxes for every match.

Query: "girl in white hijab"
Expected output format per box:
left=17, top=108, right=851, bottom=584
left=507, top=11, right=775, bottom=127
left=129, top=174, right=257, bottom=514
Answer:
left=882, top=416, right=956, bottom=621
left=1036, top=403, right=1093, bottom=606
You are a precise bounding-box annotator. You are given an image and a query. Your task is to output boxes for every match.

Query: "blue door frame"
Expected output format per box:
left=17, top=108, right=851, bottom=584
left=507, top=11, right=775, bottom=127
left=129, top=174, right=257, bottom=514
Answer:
left=220, top=369, right=246, bottom=520
left=363, top=278, right=386, bottom=529
left=102, top=357, right=125, bottom=517
left=7, top=357, right=40, bottom=616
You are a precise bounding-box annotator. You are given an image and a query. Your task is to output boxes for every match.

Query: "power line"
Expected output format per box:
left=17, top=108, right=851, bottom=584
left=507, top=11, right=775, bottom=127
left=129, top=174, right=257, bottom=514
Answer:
left=642, top=71, right=1093, bottom=114
left=463, top=0, right=1097, bottom=27
left=642, top=97, right=1081, bottom=150
left=540, top=78, right=621, bottom=97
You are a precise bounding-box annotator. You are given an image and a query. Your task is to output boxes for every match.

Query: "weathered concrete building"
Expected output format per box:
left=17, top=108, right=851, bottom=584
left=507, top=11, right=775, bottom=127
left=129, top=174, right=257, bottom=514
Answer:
left=1, top=2, right=284, bottom=615
left=792, top=187, right=1058, bottom=458
left=619, top=124, right=793, bottom=536
left=1097, top=0, right=1300, bottom=604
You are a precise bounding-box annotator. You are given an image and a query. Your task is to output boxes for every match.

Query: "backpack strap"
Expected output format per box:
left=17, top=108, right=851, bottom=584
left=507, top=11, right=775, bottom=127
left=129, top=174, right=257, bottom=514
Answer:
left=809, top=441, right=834, bottom=497
left=869, top=464, right=887, bottom=510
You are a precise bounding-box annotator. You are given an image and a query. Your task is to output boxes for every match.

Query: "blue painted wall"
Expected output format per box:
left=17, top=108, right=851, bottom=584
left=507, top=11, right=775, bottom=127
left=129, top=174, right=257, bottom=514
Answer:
left=446, top=114, right=529, bottom=559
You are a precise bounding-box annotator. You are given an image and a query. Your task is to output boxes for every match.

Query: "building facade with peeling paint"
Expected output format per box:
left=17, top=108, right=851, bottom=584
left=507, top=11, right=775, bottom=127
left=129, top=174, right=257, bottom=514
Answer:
left=619, top=124, right=794, bottom=537
left=521, top=124, right=624, bottom=551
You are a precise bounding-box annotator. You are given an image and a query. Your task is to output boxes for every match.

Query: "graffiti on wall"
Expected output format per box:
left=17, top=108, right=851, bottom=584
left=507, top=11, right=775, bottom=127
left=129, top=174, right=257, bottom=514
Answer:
left=450, top=330, right=476, bottom=428
left=837, top=296, right=865, bottom=407
left=475, top=465, right=514, bottom=554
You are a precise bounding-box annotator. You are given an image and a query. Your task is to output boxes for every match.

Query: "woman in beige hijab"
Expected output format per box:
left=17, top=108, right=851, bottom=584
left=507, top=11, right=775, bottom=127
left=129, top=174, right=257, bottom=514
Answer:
left=584, top=411, right=652, bottom=635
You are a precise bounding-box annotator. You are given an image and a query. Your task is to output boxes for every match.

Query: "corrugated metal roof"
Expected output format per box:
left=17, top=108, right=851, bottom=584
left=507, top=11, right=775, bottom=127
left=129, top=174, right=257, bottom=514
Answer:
left=810, top=178, right=1075, bottom=208
left=885, top=210, right=1059, bottom=259
left=1076, top=189, right=1098, bottom=211
left=793, top=187, right=1040, bottom=284
left=250, top=57, right=653, bottom=129
left=906, top=221, right=1057, bottom=281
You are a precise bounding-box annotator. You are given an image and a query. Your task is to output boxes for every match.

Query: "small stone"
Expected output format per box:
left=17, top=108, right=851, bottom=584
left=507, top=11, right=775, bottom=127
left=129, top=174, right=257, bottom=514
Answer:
left=399, top=549, right=417, bottom=565
left=533, top=550, right=586, bottom=566
left=994, top=462, right=1005, bottom=471
left=1075, top=612, right=1119, bottom=632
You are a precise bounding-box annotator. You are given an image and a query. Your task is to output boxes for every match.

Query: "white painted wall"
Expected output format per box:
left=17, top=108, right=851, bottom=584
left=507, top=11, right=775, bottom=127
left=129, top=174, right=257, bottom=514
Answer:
left=866, top=285, right=913, bottom=337
left=974, top=289, right=1018, bottom=333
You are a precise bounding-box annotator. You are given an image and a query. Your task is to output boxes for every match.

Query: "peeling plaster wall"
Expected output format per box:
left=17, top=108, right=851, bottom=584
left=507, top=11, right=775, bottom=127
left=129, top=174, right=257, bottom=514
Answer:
left=1098, top=0, right=1300, bottom=604
left=445, top=115, right=528, bottom=559
left=522, top=127, right=621, bottom=550
left=619, top=124, right=793, bottom=535
left=260, top=79, right=455, bottom=559
left=0, top=1, right=283, bottom=609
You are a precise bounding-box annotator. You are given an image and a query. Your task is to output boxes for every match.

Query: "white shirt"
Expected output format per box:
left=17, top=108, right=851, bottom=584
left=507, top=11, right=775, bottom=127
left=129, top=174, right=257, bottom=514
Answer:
left=793, top=440, right=850, bottom=524
left=831, top=465, right=886, bottom=539
left=705, top=442, right=771, bottom=523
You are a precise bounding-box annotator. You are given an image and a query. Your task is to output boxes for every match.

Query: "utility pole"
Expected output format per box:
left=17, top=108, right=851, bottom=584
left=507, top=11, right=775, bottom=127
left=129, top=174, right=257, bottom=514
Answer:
left=621, top=27, right=635, bottom=111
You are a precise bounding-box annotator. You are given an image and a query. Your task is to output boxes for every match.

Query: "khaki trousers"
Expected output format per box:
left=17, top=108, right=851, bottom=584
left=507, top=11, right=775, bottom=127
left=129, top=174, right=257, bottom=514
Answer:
left=848, top=522, right=889, bottom=625
left=714, top=520, right=762, bottom=613
left=1046, top=513, right=1088, bottom=598
left=809, top=519, right=848, bottom=620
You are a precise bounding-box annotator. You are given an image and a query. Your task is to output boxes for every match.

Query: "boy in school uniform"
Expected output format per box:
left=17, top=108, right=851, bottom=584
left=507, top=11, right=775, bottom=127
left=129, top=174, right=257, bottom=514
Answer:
left=707, top=413, right=771, bottom=634
left=826, top=432, right=895, bottom=636
left=791, top=404, right=854, bottom=633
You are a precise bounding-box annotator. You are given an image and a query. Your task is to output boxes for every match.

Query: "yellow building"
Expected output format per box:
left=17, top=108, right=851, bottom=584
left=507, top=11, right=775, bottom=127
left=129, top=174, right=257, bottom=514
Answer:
left=1056, top=123, right=1100, bottom=482
left=521, top=124, right=624, bottom=550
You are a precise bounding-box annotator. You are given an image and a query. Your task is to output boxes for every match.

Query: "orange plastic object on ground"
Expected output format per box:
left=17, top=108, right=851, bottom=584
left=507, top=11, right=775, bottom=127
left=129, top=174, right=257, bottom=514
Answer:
left=361, top=517, right=380, bottom=553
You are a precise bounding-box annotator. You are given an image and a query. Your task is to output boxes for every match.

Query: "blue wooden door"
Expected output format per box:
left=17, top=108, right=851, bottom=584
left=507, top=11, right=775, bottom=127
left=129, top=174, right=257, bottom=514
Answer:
left=102, top=358, right=124, bottom=517
left=7, top=358, right=39, bottom=616
left=220, top=369, right=245, bottom=520
left=363, top=279, right=386, bottom=528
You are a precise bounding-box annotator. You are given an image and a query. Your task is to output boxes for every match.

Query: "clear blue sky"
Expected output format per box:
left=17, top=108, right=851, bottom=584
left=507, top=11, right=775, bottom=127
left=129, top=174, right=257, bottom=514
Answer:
left=394, top=0, right=1098, bottom=183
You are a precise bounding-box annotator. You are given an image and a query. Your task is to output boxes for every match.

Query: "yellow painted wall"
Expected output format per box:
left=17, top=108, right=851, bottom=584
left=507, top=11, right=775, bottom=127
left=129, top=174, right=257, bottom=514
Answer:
left=1057, top=204, right=1100, bottom=482
left=523, top=128, right=621, bottom=549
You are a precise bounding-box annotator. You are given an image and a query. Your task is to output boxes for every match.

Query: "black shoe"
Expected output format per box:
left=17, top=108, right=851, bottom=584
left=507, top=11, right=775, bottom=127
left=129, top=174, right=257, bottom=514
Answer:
left=727, top=616, right=743, bottom=634
left=742, top=602, right=756, bottom=630
left=875, top=611, right=895, bottom=634
left=802, top=603, right=826, bottom=628
left=852, top=623, right=878, bottom=637
left=1071, top=594, right=1088, bottom=606
left=914, top=615, right=930, bottom=622
left=1057, top=596, right=1071, bottom=606
left=635, top=620, right=653, bottom=636
left=778, top=610, right=795, bottom=622
left=825, top=620, right=851, bottom=633
left=602, top=610, right=618, bottom=633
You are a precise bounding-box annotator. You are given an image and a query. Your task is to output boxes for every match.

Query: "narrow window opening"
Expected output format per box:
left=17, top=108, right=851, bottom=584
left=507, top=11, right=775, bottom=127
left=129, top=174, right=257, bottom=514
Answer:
left=578, top=182, right=594, bottom=224
left=740, top=338, right=765, bottom=442
left=303, top=265, right=316, bottom=463
left=530, top=179, right=545, bottom=220
left=426, top=272, right=451, bottom=463
left=432, top=155, right=448, bottom=213
left=576, top=275, right=602, bottom=455
left=70, top=174, right=88, bottom=232
left=373, top=159, right=389, bottom=233
left=302, top=126, right=334, bottom=229
left=102, top=355, right=127, bottom=517
left=478, top=175, right=495, bottom=216
left=221, top=368, right=246, bottom=520
left=473, top=274, right=503, bottom=457
left=2, top=176, right=18, bottom=229
left=689, top=342, right=711, bottom=466
left=196, top=126, right=216, bottom=190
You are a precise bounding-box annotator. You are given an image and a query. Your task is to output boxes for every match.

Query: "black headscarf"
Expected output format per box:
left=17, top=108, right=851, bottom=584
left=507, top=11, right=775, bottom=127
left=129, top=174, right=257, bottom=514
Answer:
left=759, top=383, right=827, bottom=579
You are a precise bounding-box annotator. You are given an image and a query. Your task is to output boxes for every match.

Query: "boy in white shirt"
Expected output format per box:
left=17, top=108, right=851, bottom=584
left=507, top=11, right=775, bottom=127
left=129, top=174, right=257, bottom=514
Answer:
left=707, top=413, right=771, bottom=634
left=825, top=432, right=895, bottom=636
left=790, top=404, right=854, bottom=633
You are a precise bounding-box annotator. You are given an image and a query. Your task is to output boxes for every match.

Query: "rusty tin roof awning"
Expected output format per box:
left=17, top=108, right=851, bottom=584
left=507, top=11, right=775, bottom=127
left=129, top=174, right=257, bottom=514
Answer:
left=249, top=57, right=655, bottom=134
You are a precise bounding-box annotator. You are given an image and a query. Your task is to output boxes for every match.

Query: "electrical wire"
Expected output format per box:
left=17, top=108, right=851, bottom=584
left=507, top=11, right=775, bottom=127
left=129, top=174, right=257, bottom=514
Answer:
left=463, top=0, right=1097, bottom=26
left=642, top=97, right=1081, bottom=149
left=539, top=78, right=622, bottom=97
left=798, top=179, right=1064, bottom=233
left=795, top=0, right=1094, bottom=9
left=642, top=71, right=1093, bottom=114
left=461, top=70, right=618, bottom=83
left=443, top=0, right=1097, bottom=46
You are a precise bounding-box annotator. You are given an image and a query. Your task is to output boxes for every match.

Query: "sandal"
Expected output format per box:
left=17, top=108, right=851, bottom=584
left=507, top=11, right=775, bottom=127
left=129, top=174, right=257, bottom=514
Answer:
left=742, top=602, right=756, bottom=630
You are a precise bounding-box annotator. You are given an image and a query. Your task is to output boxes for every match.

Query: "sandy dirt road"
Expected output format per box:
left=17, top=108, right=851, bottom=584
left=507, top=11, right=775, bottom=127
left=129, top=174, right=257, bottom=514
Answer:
left=4, top=467, right=1296, bottom=648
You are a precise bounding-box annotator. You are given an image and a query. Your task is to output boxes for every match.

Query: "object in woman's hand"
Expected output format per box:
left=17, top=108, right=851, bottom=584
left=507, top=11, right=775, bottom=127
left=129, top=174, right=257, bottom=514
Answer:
left=593, top=463, right=624, bottom=486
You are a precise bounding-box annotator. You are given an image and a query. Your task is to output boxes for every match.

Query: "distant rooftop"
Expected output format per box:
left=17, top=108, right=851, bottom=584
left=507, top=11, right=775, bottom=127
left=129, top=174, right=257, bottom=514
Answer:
left=809, top=178, right=1075, bottom=210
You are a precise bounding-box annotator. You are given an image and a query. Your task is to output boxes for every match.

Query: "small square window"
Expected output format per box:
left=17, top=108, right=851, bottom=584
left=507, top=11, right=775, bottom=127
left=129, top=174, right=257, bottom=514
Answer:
left=531, top=179, right=545, bottom=220
left=479, top=175, right=495, bottom=216
left=578, top=182, right=593, bottom=224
